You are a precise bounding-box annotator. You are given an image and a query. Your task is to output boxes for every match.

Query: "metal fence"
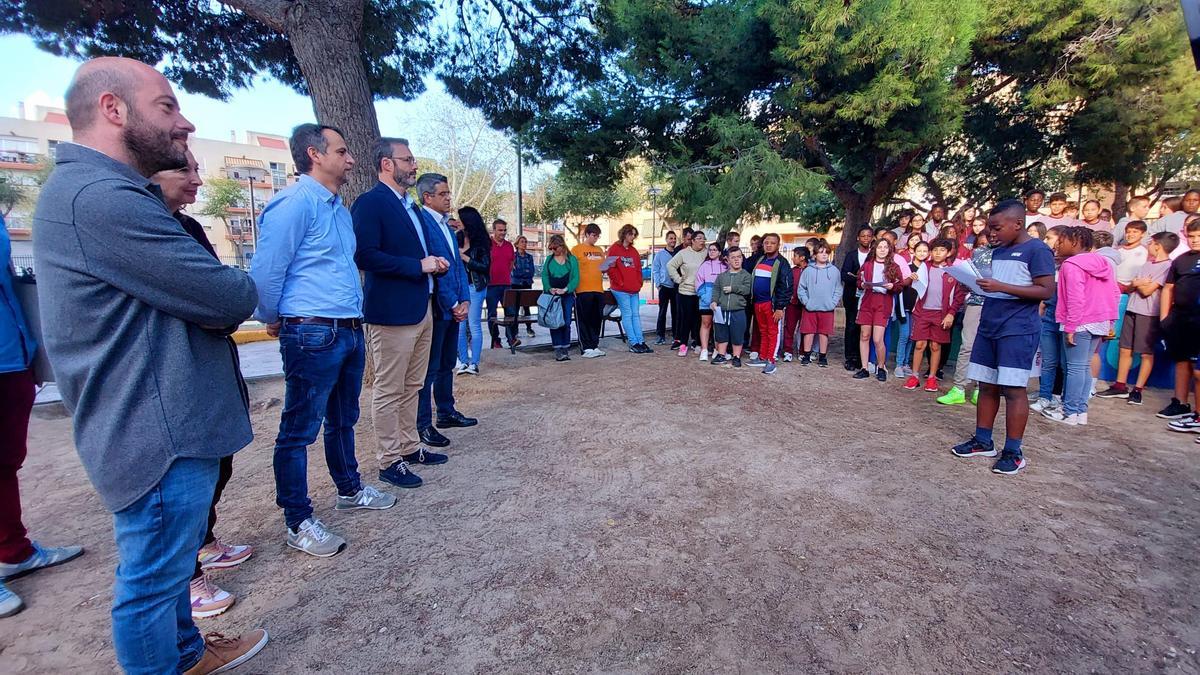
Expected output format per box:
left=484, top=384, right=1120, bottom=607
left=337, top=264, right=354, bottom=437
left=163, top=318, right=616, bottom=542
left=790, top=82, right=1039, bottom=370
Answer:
left=10, top=255, right=34, bottom=277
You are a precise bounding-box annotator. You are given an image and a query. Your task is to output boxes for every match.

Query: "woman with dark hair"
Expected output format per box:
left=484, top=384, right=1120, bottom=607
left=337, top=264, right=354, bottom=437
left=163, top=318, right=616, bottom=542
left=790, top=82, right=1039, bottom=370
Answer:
left=854, top=237, right=906, bottom=382
left=607, top=224, right=652, bottom=353
left=455, top=207, right=491, bottom=375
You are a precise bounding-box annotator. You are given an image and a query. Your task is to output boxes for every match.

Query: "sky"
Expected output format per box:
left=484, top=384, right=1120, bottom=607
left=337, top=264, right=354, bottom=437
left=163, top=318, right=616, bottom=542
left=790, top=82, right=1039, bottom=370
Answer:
left=0, top=33, right=451, bottom=144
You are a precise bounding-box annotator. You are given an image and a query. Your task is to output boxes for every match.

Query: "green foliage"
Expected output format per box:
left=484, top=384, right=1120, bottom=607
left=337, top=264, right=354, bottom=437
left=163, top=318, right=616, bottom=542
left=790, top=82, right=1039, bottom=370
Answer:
left=531, top=169, right=645, bottom=240
left=197, top=178, right=247, bottom=224
left=0, top=177, right=26, bottom=217
left=664, top=117, right=823, bottom=231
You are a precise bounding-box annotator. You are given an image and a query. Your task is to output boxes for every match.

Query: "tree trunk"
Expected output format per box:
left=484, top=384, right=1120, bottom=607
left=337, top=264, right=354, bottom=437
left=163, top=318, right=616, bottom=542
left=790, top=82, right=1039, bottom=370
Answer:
left=280, top=0, right=381, bottom=205
left=834, top=193, right=874, bottom=267
left=1111, top=181, right=1129, bottom=221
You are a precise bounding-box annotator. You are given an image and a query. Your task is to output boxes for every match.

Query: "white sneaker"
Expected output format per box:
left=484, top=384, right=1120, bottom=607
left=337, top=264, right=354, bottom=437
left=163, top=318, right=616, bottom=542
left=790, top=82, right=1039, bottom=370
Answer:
left=748, top=351, right=759, bottom=361
left=1030, top=398, right=1052, bottom=413
left=0, top=581, right=22, bottom=618
left=1077, top=412, right=1088, bottom=425
left=335, top=484, right=397, bottom=511
left=190, top=574, right=235, bottom=619
left=464, top=364, right=479, bottom=375
left=1041, top=409, right=1081, bottom=425
left=783, top=353, right=793, bottom=363
left=699, top=350, right=709, bottom=362
left=582, top=348, right=603, bottom=359
left=595, top=348, right=607, bottom=356
left=286, top=518, right=347, bottom=558
left=454, top=361, right=467, bottom=375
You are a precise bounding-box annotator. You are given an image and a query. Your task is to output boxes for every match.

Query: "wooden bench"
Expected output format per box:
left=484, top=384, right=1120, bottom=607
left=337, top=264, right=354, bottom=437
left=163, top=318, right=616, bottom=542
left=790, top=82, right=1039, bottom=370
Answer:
left=490, top=289, right=542, bottom=353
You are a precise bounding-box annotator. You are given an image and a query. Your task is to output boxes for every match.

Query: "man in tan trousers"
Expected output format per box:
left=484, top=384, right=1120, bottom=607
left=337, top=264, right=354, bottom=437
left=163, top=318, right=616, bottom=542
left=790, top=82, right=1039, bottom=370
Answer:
left=351, top=137, right=451, bottom=490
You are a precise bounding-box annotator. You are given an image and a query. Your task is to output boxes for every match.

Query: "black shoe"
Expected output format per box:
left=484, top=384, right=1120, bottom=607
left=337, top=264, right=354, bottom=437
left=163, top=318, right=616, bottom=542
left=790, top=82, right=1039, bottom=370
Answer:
left=1156, top=398, right=1192, bottom=419
left=844, top=362, right=857, bottom=371
left=402, top=447, right=448, bottom=465
left=876, top=367, right=887, bottom=382
left=799, top=353, right=811, bottom=365
left=379, top=461, right=423, bottom=489
left=555, top=348, right=570, bottom=362
left=419, top=426, right=450, bottom=447
left=1096, top=384, right=1129, bottom=399
left=670, top=340, right=682, bottom=350
left=732, top=356, right=743, bottom=368
left=936, top=368, right=944, bottom=380
left=508, top=337, right=522, bottom=349
left=641, top=343, right=654, bottom=353
left=1127, top=388, right=1143, bottom=405
left=852, top=368, right=870, bottom=379
left=711, top=354, right=728, bottom=366
left=437, top=411, right=478, bottom=428
left=491, top=338, right=502, bottom=349
left=526, top=328, right=536, bottom=338
left=817, top=354, right=829, bottom=368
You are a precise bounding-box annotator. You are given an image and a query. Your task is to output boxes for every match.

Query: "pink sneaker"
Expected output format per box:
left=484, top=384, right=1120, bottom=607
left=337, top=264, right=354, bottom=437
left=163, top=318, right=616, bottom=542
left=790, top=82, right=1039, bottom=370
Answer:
left=198, top=540, right=253, bottom=570
left=190, top=574, right=236, bottom=619
left=677, top=344, right=688, bottom=357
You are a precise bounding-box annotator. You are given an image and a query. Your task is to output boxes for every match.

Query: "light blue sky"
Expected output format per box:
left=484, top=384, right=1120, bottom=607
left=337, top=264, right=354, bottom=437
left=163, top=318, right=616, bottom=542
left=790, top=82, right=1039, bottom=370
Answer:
left=0, top=33, right=448, bottom=143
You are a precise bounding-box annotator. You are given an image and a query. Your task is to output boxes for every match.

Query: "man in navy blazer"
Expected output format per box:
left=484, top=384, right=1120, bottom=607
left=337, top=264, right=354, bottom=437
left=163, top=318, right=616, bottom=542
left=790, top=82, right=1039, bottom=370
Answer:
left=413, top=173, right=477, bottom=448
left=352, top=137, right=451, bottom=491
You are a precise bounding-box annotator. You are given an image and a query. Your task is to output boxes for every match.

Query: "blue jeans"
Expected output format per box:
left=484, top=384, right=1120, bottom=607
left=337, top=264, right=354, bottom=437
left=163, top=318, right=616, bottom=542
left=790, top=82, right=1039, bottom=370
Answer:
left=550, top=293, right=576, bottom=348
left=486, top=284, right=516, bottom=344
left=112, top=457, right=218, bottom=674
left=1037, top=321, right=1063, bottom=401
left=895, top=316, right=913, bottom=367
left=274, top=323, right=364, bottom=530
left=457, top=287, right=485, bottom=365
left=612, top=290, right=645, bottom=345
left=418, top=317, right=459, bottom=429
left=1063, top=330, right=1100, bottom=416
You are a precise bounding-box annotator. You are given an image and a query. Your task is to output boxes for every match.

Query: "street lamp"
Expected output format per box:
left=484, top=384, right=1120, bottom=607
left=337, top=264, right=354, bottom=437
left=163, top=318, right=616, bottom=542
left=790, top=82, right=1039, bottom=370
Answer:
left=648, top=186, right=662, bottom=300
left=226, top=161, right=269, bottom=266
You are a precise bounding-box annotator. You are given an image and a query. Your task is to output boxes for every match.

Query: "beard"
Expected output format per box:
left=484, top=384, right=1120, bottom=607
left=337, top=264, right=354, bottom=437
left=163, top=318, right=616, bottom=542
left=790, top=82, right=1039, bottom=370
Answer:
left=391, top=165, right=416, bottom=189
left=123, top=107, right=187, bottom=177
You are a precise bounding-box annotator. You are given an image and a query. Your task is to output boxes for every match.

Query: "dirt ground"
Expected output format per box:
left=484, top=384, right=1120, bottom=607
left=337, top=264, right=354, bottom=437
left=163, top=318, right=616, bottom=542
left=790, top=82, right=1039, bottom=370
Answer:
left=3, top=335, right=1199, bottom=674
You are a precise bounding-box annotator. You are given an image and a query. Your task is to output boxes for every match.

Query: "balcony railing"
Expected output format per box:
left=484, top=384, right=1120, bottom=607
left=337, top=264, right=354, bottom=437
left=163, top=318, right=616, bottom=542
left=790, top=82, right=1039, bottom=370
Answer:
left=0, top=151, right=42, bottom=167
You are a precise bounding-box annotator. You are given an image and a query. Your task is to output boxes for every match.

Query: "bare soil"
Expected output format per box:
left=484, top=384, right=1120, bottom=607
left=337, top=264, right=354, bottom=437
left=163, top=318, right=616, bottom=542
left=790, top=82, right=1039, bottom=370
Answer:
left=3, top=339, right=1199, bottom=673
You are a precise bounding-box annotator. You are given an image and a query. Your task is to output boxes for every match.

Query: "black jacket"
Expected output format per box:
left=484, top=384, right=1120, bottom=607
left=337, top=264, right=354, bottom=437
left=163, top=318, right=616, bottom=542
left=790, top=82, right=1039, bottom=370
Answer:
left=460, top=233, right=491, bottom=291
left=839, top=246, right=867, bottom=301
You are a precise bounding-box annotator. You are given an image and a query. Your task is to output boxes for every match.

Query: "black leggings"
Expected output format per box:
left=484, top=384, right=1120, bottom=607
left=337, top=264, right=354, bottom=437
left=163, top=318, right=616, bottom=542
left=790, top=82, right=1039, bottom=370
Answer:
left=677, top=294, right=701, bottom=346
left=657, top=286, right=678, bottom=340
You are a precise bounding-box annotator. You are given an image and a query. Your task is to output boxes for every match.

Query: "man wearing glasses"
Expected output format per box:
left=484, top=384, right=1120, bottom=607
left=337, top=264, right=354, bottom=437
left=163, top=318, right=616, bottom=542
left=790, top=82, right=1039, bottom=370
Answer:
left=352, top=139, right=452, bottom=499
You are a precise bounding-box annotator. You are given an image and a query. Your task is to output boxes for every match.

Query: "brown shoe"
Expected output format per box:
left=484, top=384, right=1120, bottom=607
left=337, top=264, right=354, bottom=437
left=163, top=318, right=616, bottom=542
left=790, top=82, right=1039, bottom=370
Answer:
left=183, top=630, right=269, bottom=675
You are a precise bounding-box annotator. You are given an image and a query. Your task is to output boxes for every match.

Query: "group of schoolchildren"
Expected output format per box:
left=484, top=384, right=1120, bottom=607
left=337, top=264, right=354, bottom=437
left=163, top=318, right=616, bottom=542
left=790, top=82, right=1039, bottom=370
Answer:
left=656, top=193, right=1200, bottom=475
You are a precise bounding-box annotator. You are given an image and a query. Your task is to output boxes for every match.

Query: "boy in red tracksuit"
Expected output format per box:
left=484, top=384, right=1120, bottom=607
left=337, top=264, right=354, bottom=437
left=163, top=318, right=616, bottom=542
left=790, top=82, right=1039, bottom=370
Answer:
left=746, top=233, right=793, bottom=374
left=781, top=247, right=809, bottom=361
left=905, top=238, right=968, bottom=392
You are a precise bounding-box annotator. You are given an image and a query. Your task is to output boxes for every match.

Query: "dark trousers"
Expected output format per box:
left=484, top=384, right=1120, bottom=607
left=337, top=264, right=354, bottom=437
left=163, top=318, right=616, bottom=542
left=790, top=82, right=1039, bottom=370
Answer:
left=486, top=284, right=517, bottom=344
left=512, top=282, right=534, bottom=330
left=783, top=304, right=803, bottom=354
left=192, top=454, right=233, bottom=580
left=0, top=368, right=35, bottom=565
left=417, top=317, right=459, bottom=430
left=576, top=291, right=604, bottom=350
left=677, top=293, right=701, bottom=346
left=656, top=286, right=678, bottom=340
left=843, top=293, right=862, bottom=366
left=273, top=323, right=365, bottom=530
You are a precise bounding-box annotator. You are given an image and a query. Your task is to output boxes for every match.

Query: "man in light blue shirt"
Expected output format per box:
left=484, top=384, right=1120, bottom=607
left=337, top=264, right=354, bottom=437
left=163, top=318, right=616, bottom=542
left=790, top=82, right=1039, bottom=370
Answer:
left=250, top=123, right=397, bottom=559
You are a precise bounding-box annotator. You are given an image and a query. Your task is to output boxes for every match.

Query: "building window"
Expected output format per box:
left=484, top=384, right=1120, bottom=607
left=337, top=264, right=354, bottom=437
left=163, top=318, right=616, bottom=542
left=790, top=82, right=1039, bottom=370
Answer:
left=47, top=140, right=59, bottom=159
left=0, top=137, right=39, bottom=164
left=269, top=162, right=288, bottom=189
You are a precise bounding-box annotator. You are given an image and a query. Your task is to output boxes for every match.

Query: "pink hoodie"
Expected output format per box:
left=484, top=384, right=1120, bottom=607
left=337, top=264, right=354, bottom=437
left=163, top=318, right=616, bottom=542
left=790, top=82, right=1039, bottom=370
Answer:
left=1056, top=251, right=1119, bottom=334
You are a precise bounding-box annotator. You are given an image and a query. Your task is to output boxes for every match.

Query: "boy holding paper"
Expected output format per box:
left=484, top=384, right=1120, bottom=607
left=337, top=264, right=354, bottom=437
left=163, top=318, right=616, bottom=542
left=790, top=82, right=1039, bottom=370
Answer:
left=951, top=200, right=1056, bottom=476
left=710, top=247, right=752, bottom=367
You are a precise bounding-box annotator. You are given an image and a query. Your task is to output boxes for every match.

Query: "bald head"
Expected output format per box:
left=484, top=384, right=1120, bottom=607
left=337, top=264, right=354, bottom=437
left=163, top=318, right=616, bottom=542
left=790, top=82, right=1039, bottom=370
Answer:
left=66, top=57, right=164, bottom=132
left=63, top=57, right=194, bottom=177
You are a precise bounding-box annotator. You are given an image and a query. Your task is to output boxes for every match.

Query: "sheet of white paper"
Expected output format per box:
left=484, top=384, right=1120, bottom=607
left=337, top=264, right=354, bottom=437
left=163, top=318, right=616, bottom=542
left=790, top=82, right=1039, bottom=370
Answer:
left=945, top=262, right=1004, bottom=297
left=713, top=306, right=727, bottom=325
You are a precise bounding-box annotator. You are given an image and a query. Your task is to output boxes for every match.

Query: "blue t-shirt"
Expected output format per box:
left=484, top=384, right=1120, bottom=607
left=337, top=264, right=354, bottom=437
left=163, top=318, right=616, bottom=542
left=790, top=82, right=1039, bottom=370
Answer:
left=979, top=237, right=1055, bottom=338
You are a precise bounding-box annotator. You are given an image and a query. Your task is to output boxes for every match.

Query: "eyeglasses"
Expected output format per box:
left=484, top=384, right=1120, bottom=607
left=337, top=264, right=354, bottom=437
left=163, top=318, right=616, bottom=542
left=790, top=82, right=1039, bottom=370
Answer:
left=389, top=156, right=416, bottom=164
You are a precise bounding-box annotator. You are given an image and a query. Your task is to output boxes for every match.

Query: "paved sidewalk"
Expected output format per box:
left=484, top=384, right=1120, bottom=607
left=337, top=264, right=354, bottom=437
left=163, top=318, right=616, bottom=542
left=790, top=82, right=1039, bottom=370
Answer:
left=35, top=303, right=667, bottom=405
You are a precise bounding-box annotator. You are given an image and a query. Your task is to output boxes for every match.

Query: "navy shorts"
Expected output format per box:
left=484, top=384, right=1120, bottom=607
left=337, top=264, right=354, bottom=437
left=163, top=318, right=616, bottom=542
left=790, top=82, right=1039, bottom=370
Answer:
left=967, top=332, right=1039, bottom=387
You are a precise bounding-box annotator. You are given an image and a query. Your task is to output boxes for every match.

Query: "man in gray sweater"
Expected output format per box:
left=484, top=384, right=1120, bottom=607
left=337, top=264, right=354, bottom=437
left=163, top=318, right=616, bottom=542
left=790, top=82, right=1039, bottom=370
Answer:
left=33, top=57, right=266, bottom=675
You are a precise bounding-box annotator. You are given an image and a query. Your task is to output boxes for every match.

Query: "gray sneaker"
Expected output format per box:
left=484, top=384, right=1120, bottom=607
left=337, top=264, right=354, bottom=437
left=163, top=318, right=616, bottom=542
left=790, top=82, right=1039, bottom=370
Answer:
left=335, top=485, right=397, bottom=511
left=0, top=542, right=84, bottom=580
left=286, top=519, right=347, bottom=558
left=0, top=580, right=22, bottom=618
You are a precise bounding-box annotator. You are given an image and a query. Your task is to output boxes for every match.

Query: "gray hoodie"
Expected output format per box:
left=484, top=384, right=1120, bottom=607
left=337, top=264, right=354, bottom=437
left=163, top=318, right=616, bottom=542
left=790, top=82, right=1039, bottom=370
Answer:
left=1095, top=246, right=1121, bottom=275
left=798, top=263, right=844, bottom=311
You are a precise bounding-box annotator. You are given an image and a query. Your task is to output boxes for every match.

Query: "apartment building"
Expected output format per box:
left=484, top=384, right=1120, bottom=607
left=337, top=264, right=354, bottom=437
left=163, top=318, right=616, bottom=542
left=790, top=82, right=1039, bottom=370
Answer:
left=0, top=102, right=296, bottom=269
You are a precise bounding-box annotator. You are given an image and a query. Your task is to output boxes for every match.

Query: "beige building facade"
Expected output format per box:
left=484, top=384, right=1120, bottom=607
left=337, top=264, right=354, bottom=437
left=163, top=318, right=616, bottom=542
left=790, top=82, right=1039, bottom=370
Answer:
left=0, top=103, right=297, bottom=268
